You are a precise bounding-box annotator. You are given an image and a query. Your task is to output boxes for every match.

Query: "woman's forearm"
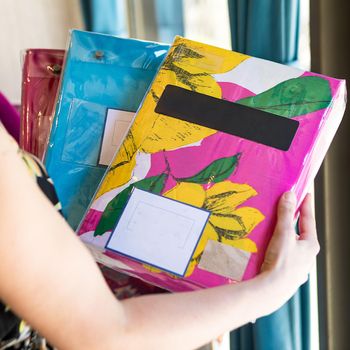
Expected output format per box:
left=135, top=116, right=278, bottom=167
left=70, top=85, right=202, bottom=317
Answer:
left=120, top=274, right=276, bottom=350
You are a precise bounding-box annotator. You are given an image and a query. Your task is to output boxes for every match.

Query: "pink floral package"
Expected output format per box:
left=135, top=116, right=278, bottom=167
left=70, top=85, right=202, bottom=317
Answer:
left=78, top=37, right=346, bottom=292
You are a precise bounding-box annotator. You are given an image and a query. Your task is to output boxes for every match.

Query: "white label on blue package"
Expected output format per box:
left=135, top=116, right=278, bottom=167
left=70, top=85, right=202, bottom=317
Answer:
left=99, top=108, right=135, bottom=166
left=106, top=188, right=210, bottom=276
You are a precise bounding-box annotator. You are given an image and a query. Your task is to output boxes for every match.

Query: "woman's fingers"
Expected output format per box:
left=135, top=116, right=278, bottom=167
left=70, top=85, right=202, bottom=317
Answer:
left=275, top=191, right=297, bottom=238
left=261, top=192, right=297, bottom=272
left=298, top=193, right=319, bottom=250
left=261, top=192, right=319, bottom=296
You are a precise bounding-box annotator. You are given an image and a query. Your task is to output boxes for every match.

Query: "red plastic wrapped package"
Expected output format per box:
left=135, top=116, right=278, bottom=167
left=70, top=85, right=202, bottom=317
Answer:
left=99, top=265, right=165, bottom=300
left=20, top=49, right=65, bottom=159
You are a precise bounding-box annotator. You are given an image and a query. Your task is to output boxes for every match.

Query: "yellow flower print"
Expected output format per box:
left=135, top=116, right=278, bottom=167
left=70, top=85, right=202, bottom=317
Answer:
left=137, top=37, right=249, bottom=154
left=163, top=181, right=265, bottom=277
left=96, top=38, right=249, bottom=198
left=96, top=133, right=138, bottom=196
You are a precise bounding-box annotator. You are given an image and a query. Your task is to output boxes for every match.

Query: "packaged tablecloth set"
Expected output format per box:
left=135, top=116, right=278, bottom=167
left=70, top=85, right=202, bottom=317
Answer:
left=77, top=36, right=346, bottom=292
left=44, top=30, right=169, bottom=229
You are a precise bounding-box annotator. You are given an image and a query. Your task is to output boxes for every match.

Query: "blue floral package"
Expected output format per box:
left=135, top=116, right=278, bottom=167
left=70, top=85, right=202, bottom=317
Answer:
left=45, top=30, right=169, bottom=229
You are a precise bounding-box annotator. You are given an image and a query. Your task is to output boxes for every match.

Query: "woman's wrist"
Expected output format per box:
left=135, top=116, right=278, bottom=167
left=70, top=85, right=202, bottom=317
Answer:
left=246, top=270, right=292, bottom=317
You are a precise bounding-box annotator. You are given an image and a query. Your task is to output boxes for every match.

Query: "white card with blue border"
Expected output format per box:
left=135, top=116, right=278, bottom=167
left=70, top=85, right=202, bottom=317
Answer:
left=105, top=188, right=210, bottom=276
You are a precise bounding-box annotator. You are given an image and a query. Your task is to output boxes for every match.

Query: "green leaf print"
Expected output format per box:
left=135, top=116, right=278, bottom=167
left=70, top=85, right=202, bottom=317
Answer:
left=177, top=154, right=240, bottom=184
left=236, top=76, right=332, bottom=118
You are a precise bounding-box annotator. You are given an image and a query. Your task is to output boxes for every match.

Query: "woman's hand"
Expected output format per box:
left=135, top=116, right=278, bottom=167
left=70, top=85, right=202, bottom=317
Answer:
left=260, top=192, right=320, bottom=309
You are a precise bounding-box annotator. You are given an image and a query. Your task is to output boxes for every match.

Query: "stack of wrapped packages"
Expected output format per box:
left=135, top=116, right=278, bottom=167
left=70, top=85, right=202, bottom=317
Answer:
left=21, top=30, right=346, bottom=294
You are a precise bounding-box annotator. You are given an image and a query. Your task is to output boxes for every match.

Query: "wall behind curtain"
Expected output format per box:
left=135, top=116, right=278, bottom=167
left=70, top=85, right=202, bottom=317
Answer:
left=126, top=0, right=184, bottom=42
left=0, top=0, right=83, bottom=104
left=183, top=0, right=231, bottom=49
left=310, top=0, right=350, bottom=349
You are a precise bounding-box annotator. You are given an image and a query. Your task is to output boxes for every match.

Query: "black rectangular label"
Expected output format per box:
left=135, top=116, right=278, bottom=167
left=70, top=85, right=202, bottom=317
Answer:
left=155, top=85, right=299, bottom=151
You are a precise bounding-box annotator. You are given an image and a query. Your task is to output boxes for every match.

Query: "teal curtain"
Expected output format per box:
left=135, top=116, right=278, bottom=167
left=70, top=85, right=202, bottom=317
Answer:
left=80, top=0, right=128, bottom=36
left=228, top=0, right=300, bottom=64
left=228, top=1, right=311, bottom=349
left=230, top=281, right=311, bottom=350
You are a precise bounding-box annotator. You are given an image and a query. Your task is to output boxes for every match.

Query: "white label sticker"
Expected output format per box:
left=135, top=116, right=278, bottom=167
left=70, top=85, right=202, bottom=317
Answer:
left=99, top=109, right=135, bottom=166
left=106, top=188, right=210, bottom=276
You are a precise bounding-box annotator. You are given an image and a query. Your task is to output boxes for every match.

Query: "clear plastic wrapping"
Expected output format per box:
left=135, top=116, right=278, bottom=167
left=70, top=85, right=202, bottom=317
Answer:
left=78, top=36, right=346, bottom=292
left=20, top=49, right=64, bottom=159
left=44, top=30, right=169, bottom=230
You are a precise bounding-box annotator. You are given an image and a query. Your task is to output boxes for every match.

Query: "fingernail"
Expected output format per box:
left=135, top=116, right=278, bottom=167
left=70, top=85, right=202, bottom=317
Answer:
left=283, top=191, right=296, bottom=203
